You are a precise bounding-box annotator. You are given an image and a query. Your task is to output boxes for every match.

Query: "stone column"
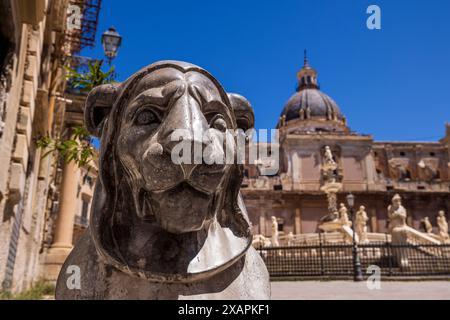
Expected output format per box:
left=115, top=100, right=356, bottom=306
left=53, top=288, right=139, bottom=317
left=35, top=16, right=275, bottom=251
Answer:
left=295, top=208, right=302, bottom=234
left=45, top=160, right=79, bottom=281
left=259, top=215, right=266, bottom=236
left=370, top=208, right=378, bottom=233
left=364, top=150, right=376, bottom=185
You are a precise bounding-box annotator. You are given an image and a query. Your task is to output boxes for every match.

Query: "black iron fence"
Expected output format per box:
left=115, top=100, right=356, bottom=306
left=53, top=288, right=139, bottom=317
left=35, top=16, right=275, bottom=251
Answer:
left=257, top=241, right=450, bottom=279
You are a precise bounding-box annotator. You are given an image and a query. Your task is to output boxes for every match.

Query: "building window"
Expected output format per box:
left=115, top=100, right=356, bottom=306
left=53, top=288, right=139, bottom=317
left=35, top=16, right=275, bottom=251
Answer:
left=277, top=218, right=284, bottom=232
left=400, top=152, right=406, bottom=157
left=81, top=199, right=89, bottom=220
left=75, top=199, right=90, bottom=227
left=429, top=152, right=436, bottom=157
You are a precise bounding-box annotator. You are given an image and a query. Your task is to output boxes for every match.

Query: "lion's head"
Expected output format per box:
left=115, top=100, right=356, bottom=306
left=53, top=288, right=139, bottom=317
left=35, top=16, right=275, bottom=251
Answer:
left=84, top=61, right=255, bottom=283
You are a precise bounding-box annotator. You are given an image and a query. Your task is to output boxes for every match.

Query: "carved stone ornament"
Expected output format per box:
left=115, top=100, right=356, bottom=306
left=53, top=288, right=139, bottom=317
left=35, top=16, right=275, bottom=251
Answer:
left=418, top=158, right=440, bottom=181
left=388, top=194, right=408, bottom=232
left=324, top=146, right=334, bottom=163
left=55, top=61, right=270, bottom=300
left=421, top=217, right=433, bottom=234
left=271, top=216, right=279, bottom=247
left=437, top=211, right=449, bottom=242
left=355, top=206, right=369, bottom=243
left=388, top=159, right=411, bottom=181
left=338, top=203, right=352, bottom=227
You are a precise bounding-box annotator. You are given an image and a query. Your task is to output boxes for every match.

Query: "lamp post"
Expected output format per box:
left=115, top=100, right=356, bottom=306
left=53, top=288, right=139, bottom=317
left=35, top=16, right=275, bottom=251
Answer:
left=101, top=26, right=122, bottom=65
left=347, top=193, right=364, bottom=282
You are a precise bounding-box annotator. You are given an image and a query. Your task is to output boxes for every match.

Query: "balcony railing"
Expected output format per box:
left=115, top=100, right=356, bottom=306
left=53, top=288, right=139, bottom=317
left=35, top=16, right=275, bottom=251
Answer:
left=74, top=215, right=89, bottom=228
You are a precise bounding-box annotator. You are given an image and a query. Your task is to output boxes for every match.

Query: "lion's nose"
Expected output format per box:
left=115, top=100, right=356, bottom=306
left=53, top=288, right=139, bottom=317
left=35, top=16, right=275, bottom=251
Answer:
left=157, top=93, right=210, bottom=165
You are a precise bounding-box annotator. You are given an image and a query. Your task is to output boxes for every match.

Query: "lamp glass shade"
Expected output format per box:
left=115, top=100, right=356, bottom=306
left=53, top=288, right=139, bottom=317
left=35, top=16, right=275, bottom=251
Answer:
left=101, top=27, right=122, bottom=59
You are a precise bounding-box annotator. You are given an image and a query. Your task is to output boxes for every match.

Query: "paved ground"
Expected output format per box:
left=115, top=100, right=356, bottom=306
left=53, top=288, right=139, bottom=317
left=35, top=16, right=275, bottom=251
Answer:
left=271, top=281, right=450, bottom=300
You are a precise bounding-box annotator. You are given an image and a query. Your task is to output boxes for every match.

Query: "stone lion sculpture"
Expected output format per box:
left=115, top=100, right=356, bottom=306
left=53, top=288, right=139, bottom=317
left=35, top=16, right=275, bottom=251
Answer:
left=55, top=61, right=270, bottom=300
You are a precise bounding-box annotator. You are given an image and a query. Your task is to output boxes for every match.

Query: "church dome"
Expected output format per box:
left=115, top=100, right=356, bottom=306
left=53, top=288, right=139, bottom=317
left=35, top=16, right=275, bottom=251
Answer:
left=281, top=88, right=344, bottom=122
left=278, top=51, right=347, bottom=131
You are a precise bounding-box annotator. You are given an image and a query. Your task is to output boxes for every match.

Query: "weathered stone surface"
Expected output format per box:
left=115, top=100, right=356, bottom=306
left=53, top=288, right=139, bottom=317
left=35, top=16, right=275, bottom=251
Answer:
left=56, top=233, right=269, bottom=299
left=12, top=134, right=29, bottom=169
left=21, top=80, right=34, bottom=110
left=9, top=162, right=25, bottom=198
left=55, top=61, right=270, bottom=300
left=16, top=106, right=32, bottom=141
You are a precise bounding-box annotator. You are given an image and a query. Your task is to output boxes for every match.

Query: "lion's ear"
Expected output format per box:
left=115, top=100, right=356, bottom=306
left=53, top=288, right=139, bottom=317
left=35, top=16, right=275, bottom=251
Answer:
left=228, top=93, right=255, bottom=131
left=84, top=84, right=119, bottom=137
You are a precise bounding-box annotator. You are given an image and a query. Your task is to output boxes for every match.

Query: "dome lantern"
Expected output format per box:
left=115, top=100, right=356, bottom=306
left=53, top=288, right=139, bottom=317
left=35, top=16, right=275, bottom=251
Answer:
left=296, top=50, right=319, bottom=91
left=277, top=52, right=349, bottom=133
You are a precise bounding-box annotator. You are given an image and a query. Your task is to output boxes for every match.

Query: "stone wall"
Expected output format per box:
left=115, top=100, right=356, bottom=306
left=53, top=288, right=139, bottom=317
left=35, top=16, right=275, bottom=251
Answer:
left=0, top=0, right=73, bottom=293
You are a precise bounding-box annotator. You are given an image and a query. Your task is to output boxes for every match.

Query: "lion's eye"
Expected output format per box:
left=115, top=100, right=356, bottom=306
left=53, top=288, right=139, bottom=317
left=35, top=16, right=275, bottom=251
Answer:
left=212, top=117, right=227, bottom=132
left=136, top=110, right=158, bottom=126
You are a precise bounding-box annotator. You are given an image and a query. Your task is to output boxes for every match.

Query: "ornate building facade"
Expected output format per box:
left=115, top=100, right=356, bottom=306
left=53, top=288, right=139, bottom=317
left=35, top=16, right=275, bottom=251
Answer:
left=0, top=0, right=100, bottom=293
left=242, top=55, right=450, bottom=237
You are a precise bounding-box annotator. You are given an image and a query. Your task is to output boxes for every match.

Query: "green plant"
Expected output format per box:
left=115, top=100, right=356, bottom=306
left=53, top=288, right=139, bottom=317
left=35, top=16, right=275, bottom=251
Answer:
left=37, top=125, right=96, bottom=168
left=0, top=281, right=55, bottom=300
left=37, top=59, right=112, bottom=167
left=65, top=59, right=115, bottom=93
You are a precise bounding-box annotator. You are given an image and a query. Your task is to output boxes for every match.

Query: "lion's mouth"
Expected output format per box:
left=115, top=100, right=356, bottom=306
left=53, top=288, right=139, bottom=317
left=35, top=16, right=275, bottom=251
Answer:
left=149, top=179, right=213, bottom=196
left=136, top=181, right=214, bottom=224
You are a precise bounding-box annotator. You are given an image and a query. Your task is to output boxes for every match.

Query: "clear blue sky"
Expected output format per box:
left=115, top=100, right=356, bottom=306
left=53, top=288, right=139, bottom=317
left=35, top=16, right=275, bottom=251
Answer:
left=82, top=0, right=450, bottom=142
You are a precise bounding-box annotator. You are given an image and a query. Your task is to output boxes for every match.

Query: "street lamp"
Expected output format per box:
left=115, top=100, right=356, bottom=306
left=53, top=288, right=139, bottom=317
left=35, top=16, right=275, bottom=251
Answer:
left=347, top=193, right=364, bottom=282
left=101, top=26, right=122, bottom=65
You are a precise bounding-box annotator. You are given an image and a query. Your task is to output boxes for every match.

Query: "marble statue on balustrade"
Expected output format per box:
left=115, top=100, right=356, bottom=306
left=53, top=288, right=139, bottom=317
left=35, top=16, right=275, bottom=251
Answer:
left=388, top=194, right=408, bottom=233
left=252, top=235, right=271, bottom=248
left=55, top=61, right=270, bottom=300
left=387, top=194, right=409, bottom=267
left=437, top=211, right=449, bottom=242
left=421, top=217, right=433, bottom=234
left=355, top=206, right=369, bottom=243
left=339, top=203, right=352, bottom=228
left=287, top=232, right=294, bottom=246
left=271, top=216, right=280, bottom=247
